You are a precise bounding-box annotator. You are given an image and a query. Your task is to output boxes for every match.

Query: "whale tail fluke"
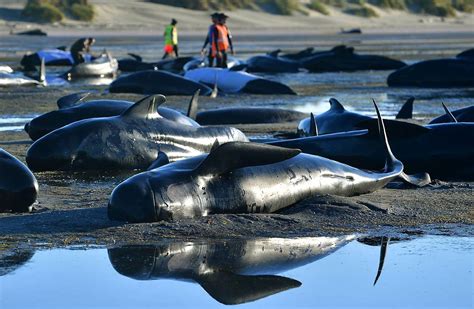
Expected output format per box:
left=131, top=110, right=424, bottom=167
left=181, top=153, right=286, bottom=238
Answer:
left=441, top=102, right=457, bottom=123
left=372, top=99, right=399, bottom=173
left=372, top=99, right=431, bottom=187
left=39, top=57, right=46, bottom=86
left=187, top=89, right=200, bottom=119
left=309, top=112, right=318, bottom=136
left=373, top=237, right=389, bottom=286
left=395, top=97, right=414, bottom=119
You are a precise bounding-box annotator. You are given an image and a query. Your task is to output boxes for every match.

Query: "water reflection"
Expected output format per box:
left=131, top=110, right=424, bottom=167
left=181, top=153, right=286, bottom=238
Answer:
left=0, top=245, right=35, bottom=276
left=108, top=236, right=355, bottom=305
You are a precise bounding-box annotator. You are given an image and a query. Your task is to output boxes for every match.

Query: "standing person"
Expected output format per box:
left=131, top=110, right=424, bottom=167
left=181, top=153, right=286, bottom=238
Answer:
left=201, top=12, right=220, bottom=67
left=215, top=13, right=234, bottom=68
left=163, top=19, right=179, bottom=59
left=70, top=38, right=90, bottom=65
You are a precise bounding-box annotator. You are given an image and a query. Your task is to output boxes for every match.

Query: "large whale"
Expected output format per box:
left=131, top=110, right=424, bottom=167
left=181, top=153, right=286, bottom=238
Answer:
left=245, top=54, right=300, bottom=73
left=297, top=97, right=414, bottom=136
left=25, top=92, right=199, bottom=141
left=0, top=148, right=38, bottom=212
left=108, top=103, right=427, bottom=223
left=194, top=107, right=307, bottom=125
left=429, top=105, right=474, bottom=124
left=26, top=95, right=248, bottom=172
left=387, top=49, right=474, bottom=87
left=20, top=48, right=79, bottom=68
left=109, top=70, right=213, bottom=95
left=301, top=46, right=406, bottom=72
left=272, top=119, right=473, bottom=180
left=184, top=68, right=296, bottom=95
left=108, top=236, right=354, bottom=305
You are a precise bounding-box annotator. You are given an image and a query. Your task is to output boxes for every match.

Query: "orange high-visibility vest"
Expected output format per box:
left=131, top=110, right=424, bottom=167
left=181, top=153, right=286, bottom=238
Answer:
left=211, top=24, right=229, bottom=56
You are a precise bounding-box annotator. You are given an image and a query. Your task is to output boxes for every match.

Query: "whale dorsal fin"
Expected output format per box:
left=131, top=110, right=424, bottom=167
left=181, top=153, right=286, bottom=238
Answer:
left=267, top=49, right=281, bottom=57
left=395, top=97, right=414, bottom=119
left=127, top=53, right=142, bottom=62
left=309, top=112, right=319, bottom=136
left=329, top=98, right=345, bottom=112
left=196, top=270, right=301, bottom=305
left=121, top=94, right=165, bottom=119
left=195, top=142, right=300, bottom=176
left=57, top=92, right=91, bottom=109
left=187, top=89, right=200, bottom=119
left=441, top=102, right=457, bottom=123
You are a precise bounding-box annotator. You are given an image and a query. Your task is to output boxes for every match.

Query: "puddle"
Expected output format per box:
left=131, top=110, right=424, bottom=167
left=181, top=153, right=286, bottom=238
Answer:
left=1, top=235, right=472, bottom=308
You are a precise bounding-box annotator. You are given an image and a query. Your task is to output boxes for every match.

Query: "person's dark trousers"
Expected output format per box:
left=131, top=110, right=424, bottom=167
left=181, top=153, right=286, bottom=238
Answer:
left=72, top=53, right=84, bottom=65
left=208, top=53, right=215, bottom=67
left=173, top=45, right=179, bottom=57
left=216, top=51, right=228, bottom=68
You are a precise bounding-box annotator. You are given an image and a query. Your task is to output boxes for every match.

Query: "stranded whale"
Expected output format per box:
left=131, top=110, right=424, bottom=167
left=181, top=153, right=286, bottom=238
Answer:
left=26, top=95, right=247, bottom=172
left=108, top=102, right=427, bottom=223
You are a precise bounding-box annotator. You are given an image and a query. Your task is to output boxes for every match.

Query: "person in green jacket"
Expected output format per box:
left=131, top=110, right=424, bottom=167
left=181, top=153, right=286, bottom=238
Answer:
left=163, top=19, right=178, bottom=59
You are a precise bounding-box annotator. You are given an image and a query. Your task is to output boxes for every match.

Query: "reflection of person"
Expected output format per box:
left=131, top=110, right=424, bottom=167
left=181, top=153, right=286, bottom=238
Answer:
left=215, top=13, right=234, bottom=68
left=163, top=19, right=179, bottom=59
left=70, top=37, right=95, bottom=65
left=201, top=13, right=220, bottom=67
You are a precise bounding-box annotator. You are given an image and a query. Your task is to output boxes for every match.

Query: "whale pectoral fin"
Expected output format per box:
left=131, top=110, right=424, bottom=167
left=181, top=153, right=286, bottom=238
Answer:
left=121, top=94, right=166, bottom=119
left=356, top=118, right=430, bottom=138
left=127, top=53, right=142, bottom=62
left=309, top=112, right=319, bottom=136
left=395, top=97, right=415, bottom=119
left=398, top=171, right=431, bottom=187
left=329, top=98, right=345, bottom=112
left=187, top=89, right=200, bottom=119
left=441, top=102, right=458, bottom=123
left=196, top=270, right=301, bottom=305
left=195, top=142, right=301, bottom=176
left=56, top=92, right=92, bottom=109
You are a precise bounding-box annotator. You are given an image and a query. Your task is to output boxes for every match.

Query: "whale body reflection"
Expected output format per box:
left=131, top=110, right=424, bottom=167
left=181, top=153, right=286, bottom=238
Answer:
left=108, top=236, right=355, bottom=305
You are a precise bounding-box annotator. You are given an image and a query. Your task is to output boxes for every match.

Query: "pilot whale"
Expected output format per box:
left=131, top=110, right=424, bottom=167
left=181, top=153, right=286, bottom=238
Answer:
left=297, top=97, right=414, bottom=136
left=25, top=92, right=199, bottom=141
left=108, top=102, right=427, bottom=223
left=109, top=70, right=213, bottom=96
left=26, top=95, right=248, bottom=172
left=108, top=236, right=354, bottom=305
left=0, top=148, right=38, bottom=212
left=184, top=68, right=296, bottom=95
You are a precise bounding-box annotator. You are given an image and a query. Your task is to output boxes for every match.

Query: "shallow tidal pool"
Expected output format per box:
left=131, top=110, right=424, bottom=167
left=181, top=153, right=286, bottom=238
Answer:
left=1, top=235, right=472, bottom=308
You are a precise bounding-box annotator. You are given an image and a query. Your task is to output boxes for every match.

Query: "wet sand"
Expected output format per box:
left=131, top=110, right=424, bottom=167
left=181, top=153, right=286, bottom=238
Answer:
left=0, top=91, right=472, bottom=250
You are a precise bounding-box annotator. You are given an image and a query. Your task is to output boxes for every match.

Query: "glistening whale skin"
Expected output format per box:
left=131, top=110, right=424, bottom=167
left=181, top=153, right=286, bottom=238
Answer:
left=297, top=97, right=414, bottom=136
left=184, top=68, right=296, bottom=95
left=271, top=120, right=473, bottom=180
left=108, top=236, right=354, bottom=305
left=108, top=102, right=427, bottom=223
left=26, top=95, right=248, bottom=172
left=0, top=148, right=38, bottom=212
left=301, top=46, right=406, bottom=72
left=109, top=70, right=213, bottom=96
left=194, top=107, right=306, bottom=125
left=387, top=49, right=474, bottom=88
left=25, top=92, right=199, bottom=141
left=429, top=105, right=474, bottom=124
